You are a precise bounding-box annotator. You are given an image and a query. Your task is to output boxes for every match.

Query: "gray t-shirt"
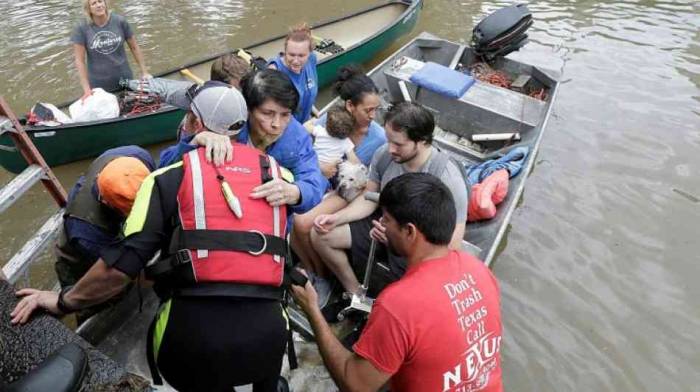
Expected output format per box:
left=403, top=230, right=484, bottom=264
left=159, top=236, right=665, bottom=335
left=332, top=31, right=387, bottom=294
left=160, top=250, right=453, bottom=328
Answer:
left=71, top=13, right=134, bottom=91
left=369, top=145, right=469, bottom=223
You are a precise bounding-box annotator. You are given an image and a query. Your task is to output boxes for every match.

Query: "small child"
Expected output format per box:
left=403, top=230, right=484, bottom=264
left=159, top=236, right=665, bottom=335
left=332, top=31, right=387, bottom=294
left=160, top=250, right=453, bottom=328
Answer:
left=310, top=105, right=361, bottom=166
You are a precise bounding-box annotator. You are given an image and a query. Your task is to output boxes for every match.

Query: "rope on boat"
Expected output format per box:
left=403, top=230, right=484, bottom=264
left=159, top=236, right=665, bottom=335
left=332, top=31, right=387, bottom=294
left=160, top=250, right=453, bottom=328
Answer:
left=469, top=62, right=512, bottom=89
left=122, top=79, right=162, bottom=115
left=464, top=62, right=548, bottom=101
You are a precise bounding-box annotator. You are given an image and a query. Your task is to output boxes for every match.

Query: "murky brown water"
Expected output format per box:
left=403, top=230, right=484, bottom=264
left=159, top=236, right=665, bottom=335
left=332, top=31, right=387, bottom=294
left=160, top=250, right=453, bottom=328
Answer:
left=1, top=0, right=699, bottom=391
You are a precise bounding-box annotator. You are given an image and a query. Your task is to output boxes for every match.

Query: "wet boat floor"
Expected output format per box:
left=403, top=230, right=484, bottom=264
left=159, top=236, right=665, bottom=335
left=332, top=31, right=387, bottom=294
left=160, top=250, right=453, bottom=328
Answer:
left=78, top=285, right=340, bottom=391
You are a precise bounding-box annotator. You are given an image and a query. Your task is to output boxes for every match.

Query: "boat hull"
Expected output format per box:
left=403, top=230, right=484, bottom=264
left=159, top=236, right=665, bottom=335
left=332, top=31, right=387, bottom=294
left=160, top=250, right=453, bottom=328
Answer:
left=0, top=0, right=422, bottom=174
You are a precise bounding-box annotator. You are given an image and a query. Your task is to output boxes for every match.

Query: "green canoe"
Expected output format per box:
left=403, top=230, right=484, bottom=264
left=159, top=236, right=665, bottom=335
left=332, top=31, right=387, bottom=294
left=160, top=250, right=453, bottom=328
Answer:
left=0, top=0, right=422, bottom=174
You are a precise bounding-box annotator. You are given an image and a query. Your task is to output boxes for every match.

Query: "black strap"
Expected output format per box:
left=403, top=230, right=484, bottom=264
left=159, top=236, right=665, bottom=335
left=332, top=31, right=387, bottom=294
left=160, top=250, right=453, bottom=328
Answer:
left=146, top=315, right=163, bottom=385
left=171, top=228, right=287, bottom=257
left=173, top=282, right=284, bottom=301
left=144, top=250, right=190, bottom=279
left=286, top=306, right=299, bottom=370
left=260, top=155, right=273, bottom=183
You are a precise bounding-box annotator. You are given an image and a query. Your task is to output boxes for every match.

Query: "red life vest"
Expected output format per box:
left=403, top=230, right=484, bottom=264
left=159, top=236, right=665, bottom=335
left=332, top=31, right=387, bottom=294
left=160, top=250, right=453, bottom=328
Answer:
left=174, top=145, right=287, bottom=287
left=468, top=169, right=509, bottom=222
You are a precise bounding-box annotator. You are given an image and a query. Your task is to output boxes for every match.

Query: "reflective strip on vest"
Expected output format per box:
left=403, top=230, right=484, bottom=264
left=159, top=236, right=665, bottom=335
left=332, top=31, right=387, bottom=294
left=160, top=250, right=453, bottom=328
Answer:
left=188, top=150, right=208, bottom=259
left=269, top=156, right=282, bottom=263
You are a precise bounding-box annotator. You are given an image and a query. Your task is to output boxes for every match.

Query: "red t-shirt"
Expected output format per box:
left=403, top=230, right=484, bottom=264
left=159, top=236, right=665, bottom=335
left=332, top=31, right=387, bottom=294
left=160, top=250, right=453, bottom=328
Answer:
left=354, top=250, right=502, bottom=392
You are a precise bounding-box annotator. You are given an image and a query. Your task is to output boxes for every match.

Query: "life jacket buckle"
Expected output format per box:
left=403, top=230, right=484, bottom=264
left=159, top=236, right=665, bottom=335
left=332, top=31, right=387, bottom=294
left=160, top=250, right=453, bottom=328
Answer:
left=247, top=230, right=267, bottom=256
left=174, top=249, right=193, bottom=266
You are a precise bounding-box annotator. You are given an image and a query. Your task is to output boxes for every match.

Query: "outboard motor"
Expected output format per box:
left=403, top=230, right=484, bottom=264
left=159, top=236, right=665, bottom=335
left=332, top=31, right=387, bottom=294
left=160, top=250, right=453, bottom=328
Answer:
left=471, top=4, right=533, bottom=62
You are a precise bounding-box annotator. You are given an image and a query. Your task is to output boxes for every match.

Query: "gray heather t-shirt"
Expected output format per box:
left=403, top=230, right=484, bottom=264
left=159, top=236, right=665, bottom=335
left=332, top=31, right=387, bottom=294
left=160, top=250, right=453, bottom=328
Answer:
left=369, top=145, right=468, bottom=223
left=71, top=13, right=134, bottom=91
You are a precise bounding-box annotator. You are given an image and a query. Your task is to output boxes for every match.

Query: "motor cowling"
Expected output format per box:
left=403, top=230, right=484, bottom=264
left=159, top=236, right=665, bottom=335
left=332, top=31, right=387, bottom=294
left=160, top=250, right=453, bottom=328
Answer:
left=471, top=4, right=533, bottom=62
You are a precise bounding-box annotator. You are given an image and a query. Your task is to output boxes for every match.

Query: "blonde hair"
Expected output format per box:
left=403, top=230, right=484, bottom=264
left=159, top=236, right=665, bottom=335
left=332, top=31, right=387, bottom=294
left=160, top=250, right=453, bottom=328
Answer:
left=82, top=0, right=110, bottom=23
left=284, top=23, right=313, bottom=52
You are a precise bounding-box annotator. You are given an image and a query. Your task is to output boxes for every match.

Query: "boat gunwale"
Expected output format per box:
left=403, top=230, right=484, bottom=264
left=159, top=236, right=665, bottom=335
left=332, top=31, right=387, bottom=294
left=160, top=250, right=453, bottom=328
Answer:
left=17, top=0, right=420, bottom=134
left=482, top=74, right=559, bottom=267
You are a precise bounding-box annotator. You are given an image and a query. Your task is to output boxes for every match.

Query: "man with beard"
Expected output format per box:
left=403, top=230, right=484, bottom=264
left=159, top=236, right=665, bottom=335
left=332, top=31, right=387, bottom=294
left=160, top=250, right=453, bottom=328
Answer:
left=310, top=102, right=468, bottom=301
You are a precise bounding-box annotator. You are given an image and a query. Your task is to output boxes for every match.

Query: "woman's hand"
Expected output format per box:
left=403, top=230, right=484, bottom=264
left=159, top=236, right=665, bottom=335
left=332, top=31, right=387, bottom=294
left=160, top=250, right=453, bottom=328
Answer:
left=141, top=72, right=153, bottom=80
left=190, top=131, right=233, bottom=166
left=250, top=178, right=301, bottom=207
left=80, top=89, right=93, bottom=102
left=319, top=160, right=340, bottom=179
left=11, top=289, right=62, bottom=325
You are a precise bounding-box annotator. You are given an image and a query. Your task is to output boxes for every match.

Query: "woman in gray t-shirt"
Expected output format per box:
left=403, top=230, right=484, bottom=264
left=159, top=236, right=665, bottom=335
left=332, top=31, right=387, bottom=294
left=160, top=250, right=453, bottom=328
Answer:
left=71, top=0, right=151, bottom=98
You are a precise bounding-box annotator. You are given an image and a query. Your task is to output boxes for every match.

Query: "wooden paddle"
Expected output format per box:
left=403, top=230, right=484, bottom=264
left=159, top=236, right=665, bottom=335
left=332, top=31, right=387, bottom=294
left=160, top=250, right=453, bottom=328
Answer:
left=235, top=49, right=253, bottom=64
left=180, top=68, right=204, bottom=85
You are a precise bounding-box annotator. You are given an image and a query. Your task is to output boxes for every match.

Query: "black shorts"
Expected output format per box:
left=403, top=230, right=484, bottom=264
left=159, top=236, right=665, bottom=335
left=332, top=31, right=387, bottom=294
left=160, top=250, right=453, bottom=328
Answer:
left=348, top=211, right=407, bottom=297
left=156, top=296, right=287, bottom=392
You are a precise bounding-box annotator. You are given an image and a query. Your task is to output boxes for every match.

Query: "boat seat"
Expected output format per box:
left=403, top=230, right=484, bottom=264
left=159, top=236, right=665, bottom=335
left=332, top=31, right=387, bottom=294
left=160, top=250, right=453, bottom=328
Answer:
left=382, top=56, right=546, bottom=140
left=5, top=342, right=87, bottom=392
left=409, top=61, right=475, bottom=99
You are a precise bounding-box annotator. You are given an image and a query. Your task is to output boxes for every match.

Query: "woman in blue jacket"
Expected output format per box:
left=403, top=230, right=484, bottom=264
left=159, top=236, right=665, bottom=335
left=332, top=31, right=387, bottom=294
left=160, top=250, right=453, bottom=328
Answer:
left=158, top=70, right=327, bottom=215
left=268, top=23, right=318, bottom=123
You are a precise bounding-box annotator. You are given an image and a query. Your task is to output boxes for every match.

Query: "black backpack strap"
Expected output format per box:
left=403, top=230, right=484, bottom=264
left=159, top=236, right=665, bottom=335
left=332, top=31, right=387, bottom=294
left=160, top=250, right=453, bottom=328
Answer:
left=146, top=315, right=164, bottom=385
left=283, top=303, right=299, bottom=370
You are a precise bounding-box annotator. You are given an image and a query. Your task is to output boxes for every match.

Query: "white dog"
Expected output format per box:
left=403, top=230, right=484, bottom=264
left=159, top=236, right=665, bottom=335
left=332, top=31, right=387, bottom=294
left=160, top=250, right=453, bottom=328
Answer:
left=336, top=161, right=368, bottom=202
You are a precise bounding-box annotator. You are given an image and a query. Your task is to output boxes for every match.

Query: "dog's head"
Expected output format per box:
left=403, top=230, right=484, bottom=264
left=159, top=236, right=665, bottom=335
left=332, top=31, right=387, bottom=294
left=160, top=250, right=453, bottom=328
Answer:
left=337, top=161, right=368, bottom=202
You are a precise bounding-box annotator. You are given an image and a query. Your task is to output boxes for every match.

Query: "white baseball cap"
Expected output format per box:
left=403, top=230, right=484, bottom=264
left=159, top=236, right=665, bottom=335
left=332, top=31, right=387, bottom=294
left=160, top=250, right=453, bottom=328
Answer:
left=190, top=83, right=248, bottom=135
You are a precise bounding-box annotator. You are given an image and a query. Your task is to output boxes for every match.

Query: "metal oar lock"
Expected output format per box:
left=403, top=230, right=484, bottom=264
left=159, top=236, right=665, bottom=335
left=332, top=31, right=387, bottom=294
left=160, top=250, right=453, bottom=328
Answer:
left=337, top=191, right=380, bottom=321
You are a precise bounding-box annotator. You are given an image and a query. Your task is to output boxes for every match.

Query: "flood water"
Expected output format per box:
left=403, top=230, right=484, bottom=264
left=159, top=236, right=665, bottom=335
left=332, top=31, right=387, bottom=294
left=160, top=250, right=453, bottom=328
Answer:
left=1, top=0, right=699, bottom=391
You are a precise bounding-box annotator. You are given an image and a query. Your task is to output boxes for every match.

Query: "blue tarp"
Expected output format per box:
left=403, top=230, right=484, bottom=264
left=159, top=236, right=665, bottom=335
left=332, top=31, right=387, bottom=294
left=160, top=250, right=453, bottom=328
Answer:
left=465, top=146, right=530, bottom=185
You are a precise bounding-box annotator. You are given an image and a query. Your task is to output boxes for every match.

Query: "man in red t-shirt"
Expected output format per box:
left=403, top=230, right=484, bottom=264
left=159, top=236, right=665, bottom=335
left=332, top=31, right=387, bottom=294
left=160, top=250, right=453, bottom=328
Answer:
left=292, top=172, right=503, bottom=392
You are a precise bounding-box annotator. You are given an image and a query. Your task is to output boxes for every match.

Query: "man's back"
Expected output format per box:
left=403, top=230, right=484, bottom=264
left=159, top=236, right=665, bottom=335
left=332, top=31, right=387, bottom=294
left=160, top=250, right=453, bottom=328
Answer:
left=354, top=250, right=502, bottom=392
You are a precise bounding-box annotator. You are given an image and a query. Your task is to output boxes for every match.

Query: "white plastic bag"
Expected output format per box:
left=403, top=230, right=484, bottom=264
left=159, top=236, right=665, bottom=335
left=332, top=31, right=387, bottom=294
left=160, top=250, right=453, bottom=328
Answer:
left=30, top=102, right=73, bottom=126
left=69, top=88, right=120, bottom=122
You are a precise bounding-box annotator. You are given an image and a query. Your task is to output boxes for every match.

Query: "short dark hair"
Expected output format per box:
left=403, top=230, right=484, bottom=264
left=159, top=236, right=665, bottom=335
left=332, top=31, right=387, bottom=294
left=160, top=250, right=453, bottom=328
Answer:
left=384, top=102, right=435, bottom=144
left=210, top=53, right=250, bottom=84
left=325, top=105, right=354, bottom=139
left=333, top=65, right=379, bottom=105
left=240, top=69, right=299, bottom=112
left=379, top=173, right=456, bottom=245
